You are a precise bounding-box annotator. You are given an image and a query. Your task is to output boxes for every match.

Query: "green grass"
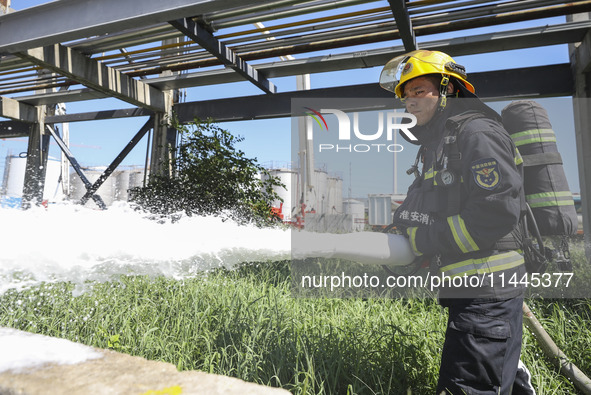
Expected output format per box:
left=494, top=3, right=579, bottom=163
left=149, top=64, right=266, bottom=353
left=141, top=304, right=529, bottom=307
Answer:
left=1, top=260, right=590, bottom=394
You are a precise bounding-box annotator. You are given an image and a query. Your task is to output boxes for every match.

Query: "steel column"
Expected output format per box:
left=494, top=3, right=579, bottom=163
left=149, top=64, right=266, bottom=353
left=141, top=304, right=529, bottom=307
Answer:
left=21, top=106, right=49, bottom=208
left=388, top=0, right=417, bottom=51
left=569, top=13, right=591, bottom=260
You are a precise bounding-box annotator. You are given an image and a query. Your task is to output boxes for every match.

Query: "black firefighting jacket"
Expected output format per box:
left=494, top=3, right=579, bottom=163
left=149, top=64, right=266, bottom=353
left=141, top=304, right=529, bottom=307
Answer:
left=393, top=98, right=527, bottom=299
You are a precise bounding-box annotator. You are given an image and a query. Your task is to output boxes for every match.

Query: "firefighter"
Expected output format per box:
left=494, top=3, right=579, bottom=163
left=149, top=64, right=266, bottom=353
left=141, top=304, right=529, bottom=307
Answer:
left=379, top=50, right=535, bottom=394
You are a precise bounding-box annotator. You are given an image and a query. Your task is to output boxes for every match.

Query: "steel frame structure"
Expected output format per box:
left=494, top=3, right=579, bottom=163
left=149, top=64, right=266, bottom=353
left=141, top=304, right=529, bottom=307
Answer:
left=0, top=0, right=590, bottom=253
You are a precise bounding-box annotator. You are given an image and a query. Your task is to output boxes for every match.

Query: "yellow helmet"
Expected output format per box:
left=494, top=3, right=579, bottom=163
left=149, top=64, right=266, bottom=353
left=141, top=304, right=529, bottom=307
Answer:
left=379, top=50, right=475, bottom=99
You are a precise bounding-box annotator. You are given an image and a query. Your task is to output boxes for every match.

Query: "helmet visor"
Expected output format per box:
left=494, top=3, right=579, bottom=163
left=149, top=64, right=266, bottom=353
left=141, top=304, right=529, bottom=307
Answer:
left=379, top=50, right=424, bottom=95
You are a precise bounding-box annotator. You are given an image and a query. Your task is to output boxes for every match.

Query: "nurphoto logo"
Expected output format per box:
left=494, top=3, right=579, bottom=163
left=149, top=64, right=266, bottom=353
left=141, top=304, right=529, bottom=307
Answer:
left=305, top=108, right=418, bottom=153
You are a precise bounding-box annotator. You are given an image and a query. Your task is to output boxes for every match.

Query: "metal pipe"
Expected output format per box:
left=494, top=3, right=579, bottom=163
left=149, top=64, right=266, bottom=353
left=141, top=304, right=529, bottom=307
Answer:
left=204, top=0, right=305, bottom=22
left=0, top=80, right=75, bottom=95
left=212, top=0, right=376, bottom=30
left=414, top=1, right=591, bottom=34
left=88, top=5, right=390, bottom=63
left=217, top=6, right=391, bottom=39
left=71, top=24, right=175, bottom=55
left=412, top=0, right=571, bottom=27
left=58, top=0, right=559, bottom=67
left=3, top=2, right=588, bottom=89
left=76, top=0, right=569, bottom=65
left=221, top=13, right=392, bottom=46
left=408, top=0, right=498, bottom=14
left=134, top=2, right=590, bottom=77
left=407, top=0, right=458, bottom=9
left=223, top=22, right=395, bottom=54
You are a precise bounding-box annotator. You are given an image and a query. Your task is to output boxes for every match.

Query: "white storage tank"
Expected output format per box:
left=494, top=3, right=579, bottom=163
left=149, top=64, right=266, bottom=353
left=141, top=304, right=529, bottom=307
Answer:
left=115, top=170, right=130, bottom=201
left=327, top=176, right=343, bottom=215
left=3, top=155, right=27, bottom=198
left=70, top=167, right=115, bottom=207
left=368, top=194, right=393, bottom=226
left=261, top=168, right=297, bottom=222
left=306, top=169, right=328, bottom=215
left=128, top=170, right=146, bottom=190
left=1, top=155, right=64, bottom=204
left=343, top=198, right=366, bottom=232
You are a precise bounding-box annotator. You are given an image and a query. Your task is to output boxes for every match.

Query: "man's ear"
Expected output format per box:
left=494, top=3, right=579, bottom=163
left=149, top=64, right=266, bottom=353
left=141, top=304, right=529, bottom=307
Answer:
left=446, top=81, right=455, bottom=94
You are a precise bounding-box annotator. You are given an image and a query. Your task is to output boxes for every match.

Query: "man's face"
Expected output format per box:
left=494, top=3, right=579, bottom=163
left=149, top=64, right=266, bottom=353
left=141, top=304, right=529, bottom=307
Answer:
left=402, top=76, right=441, bottom=126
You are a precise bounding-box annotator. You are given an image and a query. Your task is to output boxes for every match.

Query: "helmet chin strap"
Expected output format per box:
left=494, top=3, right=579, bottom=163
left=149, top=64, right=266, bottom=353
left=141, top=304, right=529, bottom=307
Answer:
left=438, top=74, right=451, bottom=111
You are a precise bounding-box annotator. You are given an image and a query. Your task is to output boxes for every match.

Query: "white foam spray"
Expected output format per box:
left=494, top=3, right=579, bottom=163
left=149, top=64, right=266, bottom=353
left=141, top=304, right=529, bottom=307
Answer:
left=0, top=327, right=103, bottom=373
left=0, top=202, right=291, bottom=295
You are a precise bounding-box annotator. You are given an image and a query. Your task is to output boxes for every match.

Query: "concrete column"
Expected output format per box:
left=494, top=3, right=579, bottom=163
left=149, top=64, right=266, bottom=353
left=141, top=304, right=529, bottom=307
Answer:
left=148, top=91, right=175, bottom=179
left=0, top=0, right=10, bottom=14
left=22, top=106, right=49, bottom=208
left=569, top=13, right=591, bottom=259
left=148, top=38, right=182, bottom=180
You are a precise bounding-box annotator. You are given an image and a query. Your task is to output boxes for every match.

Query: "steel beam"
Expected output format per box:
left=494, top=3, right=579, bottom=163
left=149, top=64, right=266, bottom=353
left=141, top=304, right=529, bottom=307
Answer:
left=14, top=20, right=589, bottom=108
left=0, top=96, right=38, bottom=122
left=79, top=118, right=154, bottom=206
left=45, top=108, right=152, bottom=124
left=17, top=45, right=166, bottom=112
left=0, top=0, right=270, bottom=54
left=169, top=18, right=276, bottom=94
left=388, top=0, right=417, bottom=51
left=171, top=64, right=573, bottom=123
left=0, top=120, right=30, bottom=138
left=16, top=88, right=108, bottom=107
left=41, top=64, right=573, bottom=124
left=45, top=124, right=107, bottom=209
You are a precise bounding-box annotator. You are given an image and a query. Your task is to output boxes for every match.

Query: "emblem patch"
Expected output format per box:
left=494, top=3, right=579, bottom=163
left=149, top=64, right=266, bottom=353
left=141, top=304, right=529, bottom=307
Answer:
left=402, top=62, right=413, bottom=75
left=470, top=158, right=501, bottom=190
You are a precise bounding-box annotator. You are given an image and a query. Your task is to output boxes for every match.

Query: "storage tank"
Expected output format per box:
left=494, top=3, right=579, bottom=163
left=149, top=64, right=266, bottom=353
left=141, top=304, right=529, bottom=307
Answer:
left=3, top=155, right=27, bottom=198
left=368, top=194, right=393, bottom=226
left=327, top=176, right=343, bottom=215
left=70, top=167, right=115, bottom=207
left=115, top=170, right=130, bottom=201
left=306, top=169, right=328, bottom=215
left=343, top=199, right=366, bottom=232
left=1, top=155, right=64, bottom=203
left=262, top=168, right=297, bottom=222
left=128, top=170, right=146, bottom=190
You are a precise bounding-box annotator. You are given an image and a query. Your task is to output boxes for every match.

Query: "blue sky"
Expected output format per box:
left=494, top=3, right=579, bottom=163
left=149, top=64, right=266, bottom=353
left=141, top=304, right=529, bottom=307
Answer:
left=0, top=1, right=581, bottom=196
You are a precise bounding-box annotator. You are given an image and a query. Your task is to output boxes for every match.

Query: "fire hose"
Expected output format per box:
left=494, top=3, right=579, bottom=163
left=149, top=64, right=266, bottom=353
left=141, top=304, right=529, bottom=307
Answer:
left=522, top=302, right=591, bottom=394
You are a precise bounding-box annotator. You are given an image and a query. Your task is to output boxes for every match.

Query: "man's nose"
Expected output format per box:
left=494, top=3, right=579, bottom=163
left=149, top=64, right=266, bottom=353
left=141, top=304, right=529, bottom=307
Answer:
left=405, top=98, right=417, bottom=109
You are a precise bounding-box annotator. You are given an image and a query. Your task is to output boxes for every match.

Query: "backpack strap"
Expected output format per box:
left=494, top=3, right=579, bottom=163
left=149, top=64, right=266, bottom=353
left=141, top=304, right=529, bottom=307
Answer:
left=440, top=111, right=487, bottom=216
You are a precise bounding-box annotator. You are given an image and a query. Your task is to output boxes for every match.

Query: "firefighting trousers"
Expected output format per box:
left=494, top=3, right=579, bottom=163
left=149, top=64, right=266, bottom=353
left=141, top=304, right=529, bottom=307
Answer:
left=436, top=296, right=525, bottom=395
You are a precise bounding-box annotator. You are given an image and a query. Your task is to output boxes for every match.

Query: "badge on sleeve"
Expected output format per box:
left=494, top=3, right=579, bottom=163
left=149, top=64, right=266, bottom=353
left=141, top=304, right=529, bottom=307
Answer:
left=470, top=158, right=501, bottom=190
